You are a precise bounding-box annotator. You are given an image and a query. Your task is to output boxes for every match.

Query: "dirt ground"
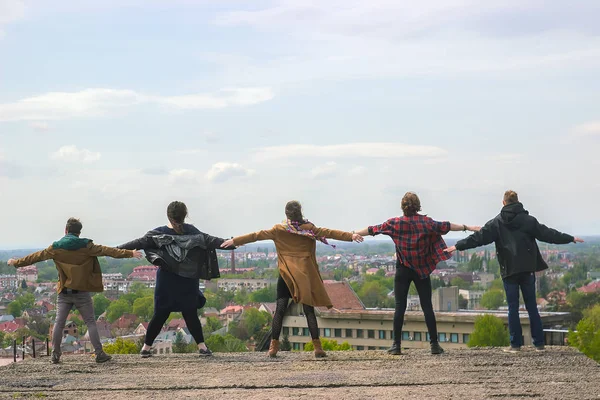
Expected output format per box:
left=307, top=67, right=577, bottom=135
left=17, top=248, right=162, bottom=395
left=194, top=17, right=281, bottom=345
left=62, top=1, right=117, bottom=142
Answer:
left=0, top=347, right=598, bottom=399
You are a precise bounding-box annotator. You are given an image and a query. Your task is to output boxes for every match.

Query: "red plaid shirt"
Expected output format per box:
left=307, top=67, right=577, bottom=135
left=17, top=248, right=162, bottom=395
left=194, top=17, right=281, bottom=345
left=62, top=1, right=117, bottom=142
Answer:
left=369, top=215, right=451, bottom=279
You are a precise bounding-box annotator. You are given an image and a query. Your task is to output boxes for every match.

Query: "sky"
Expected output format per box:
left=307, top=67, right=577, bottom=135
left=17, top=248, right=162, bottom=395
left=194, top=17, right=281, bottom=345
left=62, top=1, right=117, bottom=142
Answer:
left=0, top=0, right=599, bottom=249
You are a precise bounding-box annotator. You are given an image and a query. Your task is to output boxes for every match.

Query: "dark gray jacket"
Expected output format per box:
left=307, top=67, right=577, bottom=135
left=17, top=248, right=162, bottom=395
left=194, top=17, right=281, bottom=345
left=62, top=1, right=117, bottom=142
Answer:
left=119, top=230, right=233, bottom=280
left=455, top=202, right=574, bottom=278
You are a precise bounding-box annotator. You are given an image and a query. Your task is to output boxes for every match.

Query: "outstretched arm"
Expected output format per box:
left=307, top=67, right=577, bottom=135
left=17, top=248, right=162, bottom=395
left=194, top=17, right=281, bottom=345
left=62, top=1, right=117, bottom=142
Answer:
left=88, top=244, right=143, bottom=259
left=203, top=233, right=235, bottom=250
left=117, top=235, right=153, bottom=250
left=222, top=227, right=278, bottom=248
left=446, top=220, right=497, bottom=253
left=532, top=219, right=578, bottom=244
left=312, top=227, right=362, bottom=242
left=8, top=247, right=54, bottom=268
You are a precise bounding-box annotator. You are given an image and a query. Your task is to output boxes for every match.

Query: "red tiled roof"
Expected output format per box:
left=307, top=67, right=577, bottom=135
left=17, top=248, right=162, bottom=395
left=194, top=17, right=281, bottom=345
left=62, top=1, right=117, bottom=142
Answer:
left=578, top=281, right=600, bottom=293
left=320, top=281, right=365, bottom=312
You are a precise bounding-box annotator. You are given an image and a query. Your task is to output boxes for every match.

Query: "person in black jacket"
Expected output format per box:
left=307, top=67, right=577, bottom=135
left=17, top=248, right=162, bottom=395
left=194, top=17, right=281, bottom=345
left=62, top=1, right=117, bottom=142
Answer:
left=445, top=190, right=583, bottom=352
left=118, top=201, right=233, bottom=357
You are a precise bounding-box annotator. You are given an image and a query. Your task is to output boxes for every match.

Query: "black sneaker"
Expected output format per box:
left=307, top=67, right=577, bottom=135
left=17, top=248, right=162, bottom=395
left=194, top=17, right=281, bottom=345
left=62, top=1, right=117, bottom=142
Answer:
left=431, top=342, right=445, bottom=355
left=51, top=352, right=60, bottom=364
left=95, top=352, right=112, bottom=363
left=198, top=348, right=213, bottom=357
left=387, top=342, right=401, bottom=355
left=140, top=349, right=153, bottom=358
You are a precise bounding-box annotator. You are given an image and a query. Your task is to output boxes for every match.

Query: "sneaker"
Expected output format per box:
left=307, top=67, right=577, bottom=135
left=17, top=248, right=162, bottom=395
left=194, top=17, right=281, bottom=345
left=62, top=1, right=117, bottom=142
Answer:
left=51, top=352, right=60, bottom=364
left=535, top=345, right=546, bottom=352
left=140, top=349, right=153, bottom=358
left=198, top=347, right=213, bottom=357
left=431, top=342, right=445, bottom=355
left=387, top=342, right=401, bottom=355
left=95, top=352, right=112, bottom=363
left=502, top=346, right=521, bottom=353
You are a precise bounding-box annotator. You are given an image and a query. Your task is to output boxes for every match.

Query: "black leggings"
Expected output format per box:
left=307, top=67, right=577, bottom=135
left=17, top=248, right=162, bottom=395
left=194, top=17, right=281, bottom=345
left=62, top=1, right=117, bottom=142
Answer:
left=271, top=276, right=319, bottom=341
left=145, top=308, right=204, bottom=346
left=393, top=266, right=438, bottom=344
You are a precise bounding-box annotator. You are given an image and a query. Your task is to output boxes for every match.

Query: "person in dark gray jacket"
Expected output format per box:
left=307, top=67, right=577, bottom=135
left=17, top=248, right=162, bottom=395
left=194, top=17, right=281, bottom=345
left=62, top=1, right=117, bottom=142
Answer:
left=445, top=190, right=583, bottom=352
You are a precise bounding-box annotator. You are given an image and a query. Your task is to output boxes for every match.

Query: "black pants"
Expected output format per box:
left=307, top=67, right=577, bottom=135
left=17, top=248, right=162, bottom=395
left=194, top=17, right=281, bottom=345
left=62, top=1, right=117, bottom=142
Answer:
left=393, top=266, right=438, bottom=344
left=145, top=308, right=204, bottom=346
left=271, top=276, right=320, bottom=341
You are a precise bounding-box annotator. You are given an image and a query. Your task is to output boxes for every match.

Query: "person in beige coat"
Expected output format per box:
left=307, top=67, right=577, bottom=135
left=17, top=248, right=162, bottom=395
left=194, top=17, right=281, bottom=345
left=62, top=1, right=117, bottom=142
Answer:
left=222, top=200, right=363, bottom=358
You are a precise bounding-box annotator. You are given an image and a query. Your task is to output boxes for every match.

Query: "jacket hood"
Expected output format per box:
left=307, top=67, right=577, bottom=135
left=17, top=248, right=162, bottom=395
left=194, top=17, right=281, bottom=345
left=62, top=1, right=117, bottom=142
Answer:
left=500, top=202, right=528, bottom=225
left=52, top=234, right=91, bottom=251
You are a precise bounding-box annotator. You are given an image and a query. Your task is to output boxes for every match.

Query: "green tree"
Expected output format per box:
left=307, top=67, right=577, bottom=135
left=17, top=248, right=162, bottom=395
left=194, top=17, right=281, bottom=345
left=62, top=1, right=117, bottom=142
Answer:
left=538, top=275, right=551, bottom=299
left=205, top=334, right=247, bottom=352
left=357, top=281, right=389, bottom=307
left=205, top=316, right=223, bottom=334
left=280, top=334, right=291, bottom=351
left=450, top=277, right=470, bottom=290
left=172, top=331, right=194, bottom=353
left=132, top=296, right=154, bottom=321
left=249, top=285, right=277, bottom=303
left=234, top=288, right=249, bottom=305
left=480, top=289, right=505, bottom=310
left=7, top=301, right=22, bottom=317
left=489, top=278, right=504, bottom=291
left=569, top=304, right=600, bottom=362
left=468, top=254, right=483, bottom=272
left=106, top=299, right=132, bottom=323
left=467, top=315, right=509, bottom=347
left=92, top=294, right=111, bottom=318
left=103, top=337, right=139, bottom=354
left=487, top=259, right=501, bottom=278
left=304, top=338, right=352, bottom=351
left=21, top=279, right=27, bottom=289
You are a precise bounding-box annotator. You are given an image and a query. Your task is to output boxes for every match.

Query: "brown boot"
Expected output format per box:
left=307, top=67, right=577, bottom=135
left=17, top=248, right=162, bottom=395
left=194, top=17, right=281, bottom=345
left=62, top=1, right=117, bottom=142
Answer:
left=312, top=339, right=327, bottom=358
left=268, top=339, right=280, bottom=358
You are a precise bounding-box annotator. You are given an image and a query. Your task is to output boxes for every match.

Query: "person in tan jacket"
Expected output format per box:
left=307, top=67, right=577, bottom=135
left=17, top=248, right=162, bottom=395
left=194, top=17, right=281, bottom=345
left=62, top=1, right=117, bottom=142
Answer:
left=222, top=201, right=363, bottom=358
left=8, top=218, right=142, bottom=364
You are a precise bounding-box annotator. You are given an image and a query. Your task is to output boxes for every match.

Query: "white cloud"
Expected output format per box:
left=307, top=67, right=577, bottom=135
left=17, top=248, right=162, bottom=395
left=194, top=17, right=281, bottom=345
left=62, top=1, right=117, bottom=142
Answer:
left=0, top=0, right=25, bottom=38
left=205, top=162, right=254, bottom=183
left=168, top=169, right=202, bottom=184
left=29, top=121, right=50, bottom=132
left=348, top=165, right=367, bottom=176
left=253, top=143, right=447, bottom=162
left=51, top=145, right=101, bottom=163
left=0, top=87, right=274, bottom=122
left=571, top=121, right=600, bottom=137
left=311, top=161, right=338, bottom=179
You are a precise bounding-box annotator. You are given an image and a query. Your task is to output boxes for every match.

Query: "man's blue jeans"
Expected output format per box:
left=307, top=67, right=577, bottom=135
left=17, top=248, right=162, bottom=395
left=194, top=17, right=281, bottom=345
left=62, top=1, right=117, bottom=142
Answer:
left=503, top=272, right=544, bottom=348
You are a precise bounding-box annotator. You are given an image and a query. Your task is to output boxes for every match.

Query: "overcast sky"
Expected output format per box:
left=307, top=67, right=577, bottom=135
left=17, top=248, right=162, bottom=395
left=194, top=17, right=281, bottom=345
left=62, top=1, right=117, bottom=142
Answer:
left=0, top=0, right=598, bottom=249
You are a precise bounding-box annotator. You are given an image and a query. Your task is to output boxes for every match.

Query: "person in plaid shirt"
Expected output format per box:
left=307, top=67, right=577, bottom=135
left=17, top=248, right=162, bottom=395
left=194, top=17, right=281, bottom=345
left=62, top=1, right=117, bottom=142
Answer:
left=355, top=192, right=479, bottom=355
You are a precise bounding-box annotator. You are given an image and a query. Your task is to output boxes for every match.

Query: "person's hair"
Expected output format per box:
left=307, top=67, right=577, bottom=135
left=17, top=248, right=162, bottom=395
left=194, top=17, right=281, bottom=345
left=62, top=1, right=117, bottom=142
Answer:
left=401, top=192, right=422, bottom=216
left=285, top=200, right=304, bottom=222
left=503, top=190, right=519, bottom=204
left=167, top=201, right=188, bottom=234
left=65, top=218, right=83, bottom=236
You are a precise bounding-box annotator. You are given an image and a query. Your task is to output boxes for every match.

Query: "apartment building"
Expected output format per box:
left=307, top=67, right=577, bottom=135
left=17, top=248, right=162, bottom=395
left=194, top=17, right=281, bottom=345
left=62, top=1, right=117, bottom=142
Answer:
left=282, top=282, right=570, bottom=351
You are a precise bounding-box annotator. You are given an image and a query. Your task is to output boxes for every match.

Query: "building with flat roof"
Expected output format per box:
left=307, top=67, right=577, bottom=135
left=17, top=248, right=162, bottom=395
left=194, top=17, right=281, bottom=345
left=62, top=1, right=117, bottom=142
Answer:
left=282, top=281, right=571, bottom=351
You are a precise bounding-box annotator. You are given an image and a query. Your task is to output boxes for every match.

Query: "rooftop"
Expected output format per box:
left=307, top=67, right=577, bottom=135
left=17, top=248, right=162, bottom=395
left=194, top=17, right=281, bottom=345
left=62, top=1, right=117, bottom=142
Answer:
left=0, top=347, right=597, bottom=399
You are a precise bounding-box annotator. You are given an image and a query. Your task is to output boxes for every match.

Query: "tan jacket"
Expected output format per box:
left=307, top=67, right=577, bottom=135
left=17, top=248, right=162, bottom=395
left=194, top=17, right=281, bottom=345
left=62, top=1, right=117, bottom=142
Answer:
left=13, top=243, right=134, bottom=293
left=233, top=223, right=353, bottom=307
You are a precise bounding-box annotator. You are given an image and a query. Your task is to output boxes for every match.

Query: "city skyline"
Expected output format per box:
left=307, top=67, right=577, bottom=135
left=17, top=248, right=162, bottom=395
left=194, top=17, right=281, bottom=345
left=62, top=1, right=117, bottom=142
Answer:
left=1, top=1, right=599, bottom=248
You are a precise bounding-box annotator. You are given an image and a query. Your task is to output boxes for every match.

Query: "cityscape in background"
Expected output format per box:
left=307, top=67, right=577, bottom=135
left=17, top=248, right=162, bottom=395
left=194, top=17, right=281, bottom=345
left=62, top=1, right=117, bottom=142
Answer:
left=1, top=237, right=598, bottom=356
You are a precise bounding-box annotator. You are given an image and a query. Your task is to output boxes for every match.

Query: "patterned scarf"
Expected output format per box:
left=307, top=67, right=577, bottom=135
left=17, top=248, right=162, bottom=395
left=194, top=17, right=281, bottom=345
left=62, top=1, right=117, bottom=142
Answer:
left=283, top=219, right=336, bottom=248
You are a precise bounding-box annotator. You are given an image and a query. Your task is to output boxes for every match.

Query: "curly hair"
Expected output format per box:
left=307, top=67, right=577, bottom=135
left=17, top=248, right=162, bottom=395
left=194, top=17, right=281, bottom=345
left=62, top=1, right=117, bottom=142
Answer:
left=401, top=192, right=421, bottom=216
left=285, top=200, right=304, bottom=222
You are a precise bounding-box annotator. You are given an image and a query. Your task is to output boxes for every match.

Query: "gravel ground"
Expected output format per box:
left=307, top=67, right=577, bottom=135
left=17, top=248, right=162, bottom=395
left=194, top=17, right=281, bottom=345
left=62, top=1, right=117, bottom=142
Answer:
left=0, top=347, right=598, bottom=399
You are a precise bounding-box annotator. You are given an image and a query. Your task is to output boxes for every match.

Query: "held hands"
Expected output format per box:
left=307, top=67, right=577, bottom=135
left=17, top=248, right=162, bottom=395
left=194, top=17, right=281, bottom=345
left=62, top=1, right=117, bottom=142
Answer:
left=444, top=246, right=456, bottom=254
left=7, top=258, right=17, bottom=266
left=221, top=239, right=235, bottom=248
left=574, top=237, right=584, bottom=243
left=352, top=233, right=364, bottom=243
left=132, top=250, right=144, bottom=259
